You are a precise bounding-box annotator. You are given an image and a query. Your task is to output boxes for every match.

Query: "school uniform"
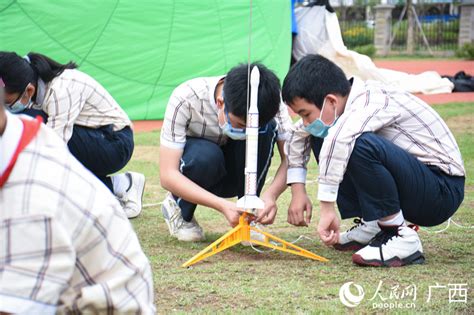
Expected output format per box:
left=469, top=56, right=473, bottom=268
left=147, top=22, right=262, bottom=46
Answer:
left=33, top=69, right=134, bottom=190
left=0, top=112, right=154, bottom=314
left=161, top=76, right=293, bottom=221
left=286, top=77, right=465, bottom=226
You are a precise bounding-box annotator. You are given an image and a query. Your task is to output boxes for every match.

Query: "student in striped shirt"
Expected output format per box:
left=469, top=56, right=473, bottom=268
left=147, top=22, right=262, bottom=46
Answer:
left=282, top=55, right=465, bottom=267
left=160, top=63, right=293, bottom=241
left=0, top=51, right=145, bottom=219
left=0, top=88, right=155, bottom=314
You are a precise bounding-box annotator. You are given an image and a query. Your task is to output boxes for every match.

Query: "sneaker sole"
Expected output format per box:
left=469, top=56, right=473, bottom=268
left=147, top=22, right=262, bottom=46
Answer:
left=177, top=234, right=205, bottom=242
left=352, top=251, right=425, bottom=267
left=161, top=205, right=178, bottom=237
left=333, top=241, right=366, bottom=252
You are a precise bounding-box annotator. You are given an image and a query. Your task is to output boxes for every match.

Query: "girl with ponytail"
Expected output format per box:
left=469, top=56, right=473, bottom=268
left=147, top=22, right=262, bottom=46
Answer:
left=0, top=51, right=144, bottom=219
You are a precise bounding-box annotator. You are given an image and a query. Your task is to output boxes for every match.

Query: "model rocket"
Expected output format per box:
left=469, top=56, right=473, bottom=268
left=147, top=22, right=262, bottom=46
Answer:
left=236, top=66, right=265, bottom=214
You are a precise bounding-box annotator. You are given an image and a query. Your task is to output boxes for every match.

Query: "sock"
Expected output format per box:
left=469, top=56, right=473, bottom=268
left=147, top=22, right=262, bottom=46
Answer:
left=111, top=173, right=131, bottom=198
left=362, top=218, right=378, bottom=226
left=378, top=211, right=406, bottom=226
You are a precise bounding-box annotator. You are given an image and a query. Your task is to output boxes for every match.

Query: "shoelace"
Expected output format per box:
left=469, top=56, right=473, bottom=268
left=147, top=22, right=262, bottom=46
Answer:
left=347, top=218, right=364, bottom=232
left=369, top=227, right=399, bottom=247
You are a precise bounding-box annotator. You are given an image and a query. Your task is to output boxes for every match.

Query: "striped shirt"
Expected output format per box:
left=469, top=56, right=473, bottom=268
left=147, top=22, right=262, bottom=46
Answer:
left=0, top=112, right=155, bottom=314
left=160, top=76, right=293, bottom=149
left=37, top=69, right=131, bottom=142
left=285, top=77, right=465, bottom=202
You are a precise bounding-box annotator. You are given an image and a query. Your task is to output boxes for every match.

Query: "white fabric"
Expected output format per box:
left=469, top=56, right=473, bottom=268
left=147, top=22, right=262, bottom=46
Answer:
left=111, top=172, right=131, bottom=197
left=293, top=6, right=454, bottom=95
left=0, top=115, right=155, bottom=314
left=0, top=294, right=56, bottom=315
left=160, top=76, right=293, bottom=150
left=0, top=111, right=23, bottom=175
left=39, top=69, right=131, bottom=142
left=379, top=211, right=406, bottom=226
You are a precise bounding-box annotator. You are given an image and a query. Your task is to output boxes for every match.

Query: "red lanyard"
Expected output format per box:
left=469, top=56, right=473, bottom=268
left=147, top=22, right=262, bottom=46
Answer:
left=0, top=116, right=42, bottom=187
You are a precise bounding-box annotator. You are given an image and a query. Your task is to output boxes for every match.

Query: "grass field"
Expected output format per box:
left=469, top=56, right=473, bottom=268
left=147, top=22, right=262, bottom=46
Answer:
left=127, top=102, right=473, bottom=313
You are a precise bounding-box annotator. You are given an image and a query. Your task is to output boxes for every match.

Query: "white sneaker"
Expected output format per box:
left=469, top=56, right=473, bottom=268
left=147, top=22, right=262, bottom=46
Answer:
left=334, top=218, right=381, bottom=251
left=121, top=172, right=145, bottom=219
left=352, top=225, right=425, bottom=267
left=161, top=193, right=205, bottom=242
left=242, top=222, right=266, bottom=246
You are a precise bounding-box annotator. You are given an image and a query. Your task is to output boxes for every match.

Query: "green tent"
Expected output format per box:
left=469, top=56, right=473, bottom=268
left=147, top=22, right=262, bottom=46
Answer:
left=1, top=0, right=291, bottom=120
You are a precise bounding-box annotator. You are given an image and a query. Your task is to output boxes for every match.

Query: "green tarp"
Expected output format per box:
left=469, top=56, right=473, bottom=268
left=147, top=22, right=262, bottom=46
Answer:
left=1, top=0, right=291, bottom=120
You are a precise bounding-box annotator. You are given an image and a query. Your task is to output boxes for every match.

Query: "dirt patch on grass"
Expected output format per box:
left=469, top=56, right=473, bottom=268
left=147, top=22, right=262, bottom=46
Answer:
left=445, top=114, right=474, bottom=135
left=132, top=145, right=160, bottom=163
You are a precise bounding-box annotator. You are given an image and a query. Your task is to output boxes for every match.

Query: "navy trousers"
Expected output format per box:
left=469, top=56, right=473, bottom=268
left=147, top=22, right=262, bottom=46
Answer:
left=176, top=120, right=278, bottom=222
left=311, top=133, right=465, bottom=227
left=67, top=125, right=134, bottom=191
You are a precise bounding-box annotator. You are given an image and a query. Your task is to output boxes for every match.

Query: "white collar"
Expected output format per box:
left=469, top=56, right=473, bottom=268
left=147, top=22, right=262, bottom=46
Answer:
left=0, top=111, right=24, bottom=176
left=35, top=79, right=47, bottom=106
left=344, top=77, right=365, bottom=112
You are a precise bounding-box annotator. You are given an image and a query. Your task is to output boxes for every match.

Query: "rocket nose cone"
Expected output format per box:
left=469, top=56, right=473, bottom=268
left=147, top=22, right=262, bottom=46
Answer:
left=250, top=66, right=260, bottom=86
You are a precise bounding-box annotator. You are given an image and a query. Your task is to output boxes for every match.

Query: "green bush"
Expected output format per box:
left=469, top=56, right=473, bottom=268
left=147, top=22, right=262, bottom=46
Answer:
left=455, top=43, right=474, bottom=60
left=342, top=25, right=374, bottom=47
left=352, top=44, right=376, bottom=57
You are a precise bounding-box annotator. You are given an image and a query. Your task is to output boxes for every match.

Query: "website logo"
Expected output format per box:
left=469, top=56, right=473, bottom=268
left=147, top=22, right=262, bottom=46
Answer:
left=339, top=281, right=365, bottom=308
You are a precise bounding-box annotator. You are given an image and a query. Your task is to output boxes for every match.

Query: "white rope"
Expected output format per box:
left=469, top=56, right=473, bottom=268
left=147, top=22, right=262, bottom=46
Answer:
left=249, top=233, right=316, bottom=253
left=420, top=218, right=452, bottom=234
left=450, top=219, right=474, bottom=229
left=420, top=218, right=474, bottom=234
left=142, top=202, right=162, bottom=209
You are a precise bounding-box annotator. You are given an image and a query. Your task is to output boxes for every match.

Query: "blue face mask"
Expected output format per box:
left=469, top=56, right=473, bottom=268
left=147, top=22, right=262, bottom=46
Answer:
left=218, top=90, right=269, bottom=140
left=304, top=98, right=338, bottom=138
left=219, top=108, right=247, bottom=140
left=6, top=89, right=32, bottom=114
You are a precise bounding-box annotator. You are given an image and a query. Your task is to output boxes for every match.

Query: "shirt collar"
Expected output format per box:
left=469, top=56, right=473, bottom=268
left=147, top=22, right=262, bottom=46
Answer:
left=0, top=111, right=23, bottom=175
left=344, top=77, right=365, bottom=112
left=35, top=78, right=48, bottom=106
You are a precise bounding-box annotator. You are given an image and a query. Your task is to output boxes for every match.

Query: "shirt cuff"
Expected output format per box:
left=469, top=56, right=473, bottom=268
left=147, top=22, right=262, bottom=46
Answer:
left=317, top=183, right=339, bottom=202
left=277, top=131, right=289, bottom=142
left=159, top=138, right=185, bottom=150
left=287, top=167, right=307, bottom=184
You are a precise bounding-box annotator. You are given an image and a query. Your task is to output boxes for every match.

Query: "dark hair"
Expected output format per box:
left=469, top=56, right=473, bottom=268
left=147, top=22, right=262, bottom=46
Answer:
left=282, top=54, right=350, bottom=109
left=0, top=51, right=77, bottom=94
left=223, top=63, right=281, bottom=126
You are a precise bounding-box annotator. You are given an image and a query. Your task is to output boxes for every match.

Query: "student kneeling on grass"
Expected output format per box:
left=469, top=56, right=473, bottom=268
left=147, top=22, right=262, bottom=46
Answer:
left=0, top=51, right=145, bottom=219
left=0, top=87, right=155, bottom=314
left=282, top=54, right=465, bottom=267
left=159, top=63, right=293, bottom=242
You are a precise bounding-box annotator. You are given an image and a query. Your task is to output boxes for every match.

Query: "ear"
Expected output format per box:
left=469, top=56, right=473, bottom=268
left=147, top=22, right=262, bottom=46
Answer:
left=25, top=83, right=36, bottom=99
left=216, top=95, right=225, bottom=110
left=325, top=94, right=338, bottom=108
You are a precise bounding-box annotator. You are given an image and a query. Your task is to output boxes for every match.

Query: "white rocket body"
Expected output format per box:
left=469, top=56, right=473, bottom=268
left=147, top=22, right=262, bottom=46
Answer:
left=236, top=66, right=265, bottom=213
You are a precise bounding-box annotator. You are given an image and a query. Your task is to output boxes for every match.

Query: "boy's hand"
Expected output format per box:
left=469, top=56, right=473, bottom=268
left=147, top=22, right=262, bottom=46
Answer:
left=288, top=183, right=312, bottom=226
left=257, top=193, right=278, bottom=225
left=317, top=201, right=340, bottom=246
left=220, top=200, right=242, bottom=227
